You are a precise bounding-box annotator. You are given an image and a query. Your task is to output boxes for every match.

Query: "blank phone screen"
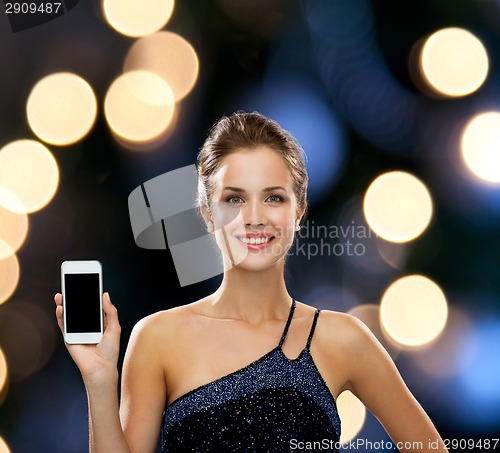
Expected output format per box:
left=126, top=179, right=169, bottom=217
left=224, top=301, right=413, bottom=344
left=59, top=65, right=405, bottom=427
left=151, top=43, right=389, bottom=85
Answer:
left=64, top=273, right=101, bottom=333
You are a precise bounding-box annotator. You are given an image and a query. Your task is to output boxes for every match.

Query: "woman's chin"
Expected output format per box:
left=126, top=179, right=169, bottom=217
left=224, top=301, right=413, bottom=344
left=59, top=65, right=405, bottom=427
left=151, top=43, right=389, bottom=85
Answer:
left=225, top=255, right=284, bottom=273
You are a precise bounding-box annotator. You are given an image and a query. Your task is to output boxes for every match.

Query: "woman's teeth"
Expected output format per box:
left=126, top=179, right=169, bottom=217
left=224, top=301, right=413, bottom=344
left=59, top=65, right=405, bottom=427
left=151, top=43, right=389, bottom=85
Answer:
left=239, top=237, right=272, bottom=245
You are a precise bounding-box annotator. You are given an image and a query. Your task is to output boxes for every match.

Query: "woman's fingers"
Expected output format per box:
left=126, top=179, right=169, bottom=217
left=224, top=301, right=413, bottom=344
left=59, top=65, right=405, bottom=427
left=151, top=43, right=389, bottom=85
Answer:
left=102, top=292, right=120, bottom=335
left=55, top=305, right=64, bottom=333
left=95, top=293, right=121, bottom=364
left=54, top=293, right=64, bottom=333
left=54, top=293, right=62, bottom=306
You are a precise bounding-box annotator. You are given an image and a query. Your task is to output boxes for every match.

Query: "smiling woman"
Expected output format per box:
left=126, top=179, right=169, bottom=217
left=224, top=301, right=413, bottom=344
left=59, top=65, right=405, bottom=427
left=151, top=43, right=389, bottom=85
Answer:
left=54, top=112, right=448, bottom=453
left=195, top=113, right=307, bottom=273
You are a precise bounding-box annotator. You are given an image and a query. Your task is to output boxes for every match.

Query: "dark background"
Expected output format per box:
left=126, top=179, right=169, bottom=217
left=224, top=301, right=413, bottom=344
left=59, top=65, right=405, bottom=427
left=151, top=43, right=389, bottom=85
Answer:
left=0, top=0, right=499, bottom=451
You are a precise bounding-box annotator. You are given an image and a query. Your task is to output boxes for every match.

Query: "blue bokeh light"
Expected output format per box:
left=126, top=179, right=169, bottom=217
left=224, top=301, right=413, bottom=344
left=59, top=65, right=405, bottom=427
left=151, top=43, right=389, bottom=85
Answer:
left=243, top=78, right=346, bottom=205
left=456, top=315, right=500, bottom=431
left=304, top=0, right=422, bottom=154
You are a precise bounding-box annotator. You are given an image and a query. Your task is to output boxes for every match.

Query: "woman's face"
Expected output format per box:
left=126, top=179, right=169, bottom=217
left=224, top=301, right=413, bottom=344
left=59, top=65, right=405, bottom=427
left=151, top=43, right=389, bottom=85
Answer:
left=207, top=146, right=303, bottom=272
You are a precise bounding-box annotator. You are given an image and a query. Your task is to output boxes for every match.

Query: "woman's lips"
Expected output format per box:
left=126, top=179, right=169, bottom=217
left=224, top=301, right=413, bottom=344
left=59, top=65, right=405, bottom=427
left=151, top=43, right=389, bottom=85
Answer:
left=235, top=235, right=276, bottom=249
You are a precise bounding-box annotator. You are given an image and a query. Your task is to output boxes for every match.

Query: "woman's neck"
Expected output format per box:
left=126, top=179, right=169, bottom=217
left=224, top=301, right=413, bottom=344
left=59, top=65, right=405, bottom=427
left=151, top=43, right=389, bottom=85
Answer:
left=209, top=261, right=293, bottom=324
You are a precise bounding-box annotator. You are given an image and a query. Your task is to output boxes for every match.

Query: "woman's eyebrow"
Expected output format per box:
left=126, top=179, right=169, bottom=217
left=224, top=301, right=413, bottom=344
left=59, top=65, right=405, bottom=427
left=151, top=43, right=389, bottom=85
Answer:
left=222, top=186, right=287, bottom=193
left=222, top=186, right=245, bottom=192
left=263, top=186, right=286, bottom=192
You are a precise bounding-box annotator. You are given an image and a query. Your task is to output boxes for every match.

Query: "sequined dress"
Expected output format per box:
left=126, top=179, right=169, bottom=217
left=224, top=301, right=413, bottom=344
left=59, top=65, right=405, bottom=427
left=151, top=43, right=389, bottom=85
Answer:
left=161, top=299, right=341, bottom=452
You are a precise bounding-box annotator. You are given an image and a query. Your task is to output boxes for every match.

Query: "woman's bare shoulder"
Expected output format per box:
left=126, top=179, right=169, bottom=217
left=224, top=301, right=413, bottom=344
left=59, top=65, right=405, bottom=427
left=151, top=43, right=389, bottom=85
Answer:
left=129, top=298, right=208, bottom=342
left=315, top=308, right=375, bottom=349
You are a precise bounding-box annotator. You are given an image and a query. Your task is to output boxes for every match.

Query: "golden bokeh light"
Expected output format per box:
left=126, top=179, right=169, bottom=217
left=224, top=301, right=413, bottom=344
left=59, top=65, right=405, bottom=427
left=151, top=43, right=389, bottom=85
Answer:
left=380, top=275, right=448, bottom=347
left=104, top=70, right=175, bottom=144
left=0, top=247, right=19, bottom=304
left=103, top=0, right=174, bottom=38
left=112, top=106, right=179, bottom=152
left=26, top=72, right=97, bottom=146
left=337, top=390, right=366, bottom=444
left=420, top=27, right=489, bottom=97
left=0, top=346, right=7, bottom=396
left=461, top=112, right=500, bottom=183
left=0, top=301, right=58, bottom=381
left=124, top=31, right=199, bottom=102
left=0, top=189, right=28, bottom=259
left=0, top=140, right=59, bottom=213
left=363, top=171, right=433, bottom=243
left=0, top=436, right=10, bottom=453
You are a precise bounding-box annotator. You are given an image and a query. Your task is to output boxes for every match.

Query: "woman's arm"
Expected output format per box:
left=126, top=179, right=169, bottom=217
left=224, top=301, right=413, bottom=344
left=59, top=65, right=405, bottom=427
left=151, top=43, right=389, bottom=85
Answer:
left=55, top=292, right=131, bottom=453
left=334, top=313, right=448, bottom=453
left=85, top=370, right=130, bottom=453
left=54, top=293, right=165, bottom=453
left=119, top=314, right=167, bottom=452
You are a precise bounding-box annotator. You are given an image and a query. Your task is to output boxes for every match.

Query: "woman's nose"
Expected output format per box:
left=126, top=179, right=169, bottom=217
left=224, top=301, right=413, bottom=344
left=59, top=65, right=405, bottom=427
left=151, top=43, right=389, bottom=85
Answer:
left=243, top=201, right=266, bottom=227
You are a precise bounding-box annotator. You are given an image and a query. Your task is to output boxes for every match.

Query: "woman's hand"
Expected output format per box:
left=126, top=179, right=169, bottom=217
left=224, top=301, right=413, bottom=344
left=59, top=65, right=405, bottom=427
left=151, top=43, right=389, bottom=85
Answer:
left=54, top=292, right=121, bottom=385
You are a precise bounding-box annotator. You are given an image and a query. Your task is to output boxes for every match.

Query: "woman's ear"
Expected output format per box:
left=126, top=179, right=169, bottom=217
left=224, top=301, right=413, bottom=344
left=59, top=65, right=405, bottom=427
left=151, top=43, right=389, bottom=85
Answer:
left=200, top=204, right=214, bottom=233
left=296, top=205, right=306, bottom=227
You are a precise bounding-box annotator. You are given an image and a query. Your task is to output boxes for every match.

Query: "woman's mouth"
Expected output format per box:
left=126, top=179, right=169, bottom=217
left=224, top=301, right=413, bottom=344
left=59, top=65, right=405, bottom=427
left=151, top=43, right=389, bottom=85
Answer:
left=236, top=235, right=275, bottom=249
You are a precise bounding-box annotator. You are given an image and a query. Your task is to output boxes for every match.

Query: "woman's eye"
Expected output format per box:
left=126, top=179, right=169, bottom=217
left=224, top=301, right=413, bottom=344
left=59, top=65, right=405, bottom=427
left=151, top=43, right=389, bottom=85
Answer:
left=267, top=195, right=283, bottom=203
left=227, top=196, right=244, bottom=203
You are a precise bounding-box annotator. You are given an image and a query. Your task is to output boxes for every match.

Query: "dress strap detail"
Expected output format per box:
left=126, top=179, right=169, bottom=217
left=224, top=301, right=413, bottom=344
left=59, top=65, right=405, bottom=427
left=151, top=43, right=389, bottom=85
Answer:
left=305, top=309, right=321, bottom=350
left=278, top=298, right=296, bottom=348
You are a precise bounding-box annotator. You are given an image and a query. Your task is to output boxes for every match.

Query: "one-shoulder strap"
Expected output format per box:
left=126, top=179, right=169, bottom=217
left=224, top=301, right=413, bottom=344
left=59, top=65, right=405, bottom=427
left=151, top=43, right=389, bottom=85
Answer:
left=278, top=298, right=296, bottom=348
left=305, top=309, right=321, bottom=350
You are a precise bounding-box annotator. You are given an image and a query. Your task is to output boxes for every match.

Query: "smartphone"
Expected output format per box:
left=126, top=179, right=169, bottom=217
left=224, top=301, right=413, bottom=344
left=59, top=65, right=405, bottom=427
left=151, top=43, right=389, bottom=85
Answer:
left=61, top=260, right=103, bottom=344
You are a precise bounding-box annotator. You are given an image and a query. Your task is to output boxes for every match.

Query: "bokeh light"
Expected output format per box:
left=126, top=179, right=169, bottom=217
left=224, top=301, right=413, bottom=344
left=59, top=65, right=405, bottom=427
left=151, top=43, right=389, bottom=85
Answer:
left=457, top=316, right=500, bottom=430
left=112, top=107, right=179, bottom=152
left=124, top=31, right=199, bottom=102
left=0, top=301, right=57, bottom=381
left=337, top=390, right=366, bottom=444
left=103, top=0, right=174, bottom=38
left=420, top=27, right=489, bottom=97
left=0, top=189, right=28, bottom=259
left=336, top=197, right=396, bottom=275
left=26, top=72, right=97, bottom=146
left=460, top=317, right=500, bottom=399
left=0, top=346, right=7, bottom=396
left=375, top=237, right=408, bottom=270
left=363, top=171, right=433, bottom=243
left=0, top=248, right=20, bottom=305
left=335, top=196, right=402, bottom=302
left=305, top=0, right=421, bottom=153
left=104, top=70, right=175, bottom=144
left=0, top=437, right=10, bottom=453
left=243, top=78, right=346, bottom=204
left=461, top=112, right=500, bottom=183
left=0, top=140, right=59, bottom=213
left=412, top=308, right=476, bottom=379
left=380, top=275, right=448, bottom=347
